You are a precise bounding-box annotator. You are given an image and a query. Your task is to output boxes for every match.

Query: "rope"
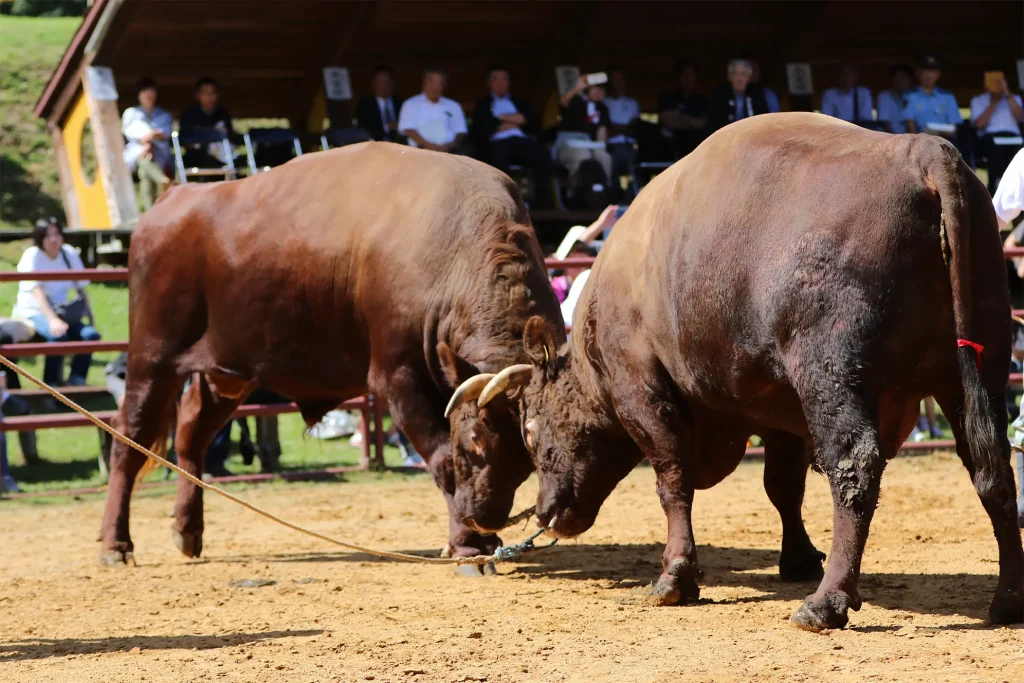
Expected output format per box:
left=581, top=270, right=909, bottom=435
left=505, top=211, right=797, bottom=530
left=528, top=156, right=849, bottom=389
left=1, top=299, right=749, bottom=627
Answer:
left=0, top=355, right=551, bottom=566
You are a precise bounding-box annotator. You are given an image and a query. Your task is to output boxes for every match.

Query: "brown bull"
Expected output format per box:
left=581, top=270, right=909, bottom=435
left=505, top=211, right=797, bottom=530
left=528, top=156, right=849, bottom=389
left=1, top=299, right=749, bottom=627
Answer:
left=98, top=142, right=562, bottom=572
left=479, top=113, right=1024, bottom=629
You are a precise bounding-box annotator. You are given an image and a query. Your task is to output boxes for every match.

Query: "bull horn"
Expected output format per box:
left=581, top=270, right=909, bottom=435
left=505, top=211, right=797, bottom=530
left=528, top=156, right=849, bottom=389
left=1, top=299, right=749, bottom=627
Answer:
left=477, top=365, right=534, bottom=408
left=444, top=374, right=495, bottom=418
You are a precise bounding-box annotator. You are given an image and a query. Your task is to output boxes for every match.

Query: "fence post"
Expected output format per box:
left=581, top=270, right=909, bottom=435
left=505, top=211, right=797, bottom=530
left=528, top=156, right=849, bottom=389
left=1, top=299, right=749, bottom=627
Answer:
left=358, top=405, right=371, bottom=471
left=372, top=394, right=386, bottom=471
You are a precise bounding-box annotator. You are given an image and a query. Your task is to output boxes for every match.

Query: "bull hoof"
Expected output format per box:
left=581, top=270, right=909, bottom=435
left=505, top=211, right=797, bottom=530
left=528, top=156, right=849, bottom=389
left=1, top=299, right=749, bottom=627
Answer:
left=440, top=544, right=453, bottom=559
left=454, top=562, right=496, bottom=578
left=171, top=530, right=203, bottom=559
left=790, top=592, right=857, bottom=632
left=779, top=549, right=827, bottom=583
left=646, top=558, right=702, bottom=606
left=988, top=587, right=1024, bottom=625
left=98, top=548, right=134, bottom=566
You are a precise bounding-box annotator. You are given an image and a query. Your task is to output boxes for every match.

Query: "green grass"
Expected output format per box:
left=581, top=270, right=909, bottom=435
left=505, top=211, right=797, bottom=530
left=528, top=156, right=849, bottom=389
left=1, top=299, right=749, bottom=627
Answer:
left=0, top=16, right=81, bottom=229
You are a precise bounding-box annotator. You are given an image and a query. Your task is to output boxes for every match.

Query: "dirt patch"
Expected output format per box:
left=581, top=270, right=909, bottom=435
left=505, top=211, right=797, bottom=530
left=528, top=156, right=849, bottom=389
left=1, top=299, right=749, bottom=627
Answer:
left=1, top=452, right=1022, bottom=682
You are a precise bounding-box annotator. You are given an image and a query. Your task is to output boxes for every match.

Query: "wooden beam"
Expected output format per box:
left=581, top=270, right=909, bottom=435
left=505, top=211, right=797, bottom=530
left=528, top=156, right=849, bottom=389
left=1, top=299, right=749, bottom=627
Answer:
left=81, top=64, right=139, bottom=228
left=47, top=123, right=81, bottom=228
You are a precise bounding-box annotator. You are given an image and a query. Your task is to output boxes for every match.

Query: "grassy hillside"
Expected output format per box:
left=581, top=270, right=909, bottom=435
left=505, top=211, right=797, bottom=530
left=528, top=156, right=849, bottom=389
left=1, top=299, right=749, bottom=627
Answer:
left=0, top=16, right=80, bottom=229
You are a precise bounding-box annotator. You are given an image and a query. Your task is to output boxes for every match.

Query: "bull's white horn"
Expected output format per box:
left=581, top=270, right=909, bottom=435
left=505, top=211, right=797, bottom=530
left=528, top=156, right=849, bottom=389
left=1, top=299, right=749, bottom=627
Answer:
left=444, top=374, right=495, bottom=418
left=477, top=364, right=534, bottom=408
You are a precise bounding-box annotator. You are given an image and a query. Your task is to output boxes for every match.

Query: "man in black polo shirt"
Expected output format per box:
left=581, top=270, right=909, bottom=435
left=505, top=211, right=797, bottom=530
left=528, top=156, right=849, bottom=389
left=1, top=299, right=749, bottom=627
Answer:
left=179, top=76, right=243, bottom=169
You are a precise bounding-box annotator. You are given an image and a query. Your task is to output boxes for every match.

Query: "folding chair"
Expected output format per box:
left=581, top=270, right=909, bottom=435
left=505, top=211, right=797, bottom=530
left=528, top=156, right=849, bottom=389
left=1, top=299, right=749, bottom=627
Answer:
left=244, top=127, right=303, bottom=175
left=171, top=128, right=237, bottom=183
left=320, top=127, right=373, bottom=151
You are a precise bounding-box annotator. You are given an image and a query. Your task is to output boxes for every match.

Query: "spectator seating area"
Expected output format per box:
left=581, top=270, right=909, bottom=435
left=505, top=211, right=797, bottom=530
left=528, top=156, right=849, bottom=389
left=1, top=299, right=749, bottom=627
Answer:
left=126, top=57, right=1024, bottom=216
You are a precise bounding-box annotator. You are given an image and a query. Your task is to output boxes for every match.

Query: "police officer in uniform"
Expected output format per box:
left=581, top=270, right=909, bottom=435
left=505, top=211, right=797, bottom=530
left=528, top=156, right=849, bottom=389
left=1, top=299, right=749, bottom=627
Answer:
left=903, top=54, right=962, bottom=138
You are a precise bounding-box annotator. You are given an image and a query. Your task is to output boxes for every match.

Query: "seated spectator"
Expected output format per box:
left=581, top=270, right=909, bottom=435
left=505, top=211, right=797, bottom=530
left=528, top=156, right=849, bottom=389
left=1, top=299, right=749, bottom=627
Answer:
left=707, top=59, right=770, bottom=133
left=747, top=58, right=781, bottom=113
left=355, top=65, right=402, bottom=142
left=971, top=71, right=1023, bottom=193
left=552, top=206, right=623, bottom=325
left=179, top=76, right=242, bottom=168
left=657, top=61, right=709, bottom=158
left=471, top=66, right=554, bottom=209
left=557, top=76, right=613, bottom=194
left=120, top=77, right=172, bottom=210
left=398, top=68, right=468, bottom=153
left=821, top=65, right=873, bottom=125
left=877, top=65, right=914, bottom=134
left=12, top=218, right=100, bottom=387
left=904, top=54, right=962, bottom=139
left=604, top=68, right=641, bottom=201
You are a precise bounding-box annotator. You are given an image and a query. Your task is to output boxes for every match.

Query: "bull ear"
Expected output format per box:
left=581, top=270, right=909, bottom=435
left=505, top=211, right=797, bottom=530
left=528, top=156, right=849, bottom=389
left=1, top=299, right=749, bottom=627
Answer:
left=523, top=315, right=558, bottom=367
left=437, top=342, right=480, bottom=389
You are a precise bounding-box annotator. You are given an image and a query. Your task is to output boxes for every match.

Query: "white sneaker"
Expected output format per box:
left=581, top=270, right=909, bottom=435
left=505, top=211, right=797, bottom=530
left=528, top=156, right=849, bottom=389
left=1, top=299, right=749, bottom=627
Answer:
left=309, top=410, right=359, bottom=440
left=349, top=431, right=364, bottom=448
left=909, top=427, right=927, bottom=443
left=1, top=474, right=20, bottom=493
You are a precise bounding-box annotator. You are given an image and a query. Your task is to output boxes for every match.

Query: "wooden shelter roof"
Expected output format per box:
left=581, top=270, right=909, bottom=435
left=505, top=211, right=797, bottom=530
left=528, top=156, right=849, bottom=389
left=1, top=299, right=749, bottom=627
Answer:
left=36, top=0, right=1024, bottom=126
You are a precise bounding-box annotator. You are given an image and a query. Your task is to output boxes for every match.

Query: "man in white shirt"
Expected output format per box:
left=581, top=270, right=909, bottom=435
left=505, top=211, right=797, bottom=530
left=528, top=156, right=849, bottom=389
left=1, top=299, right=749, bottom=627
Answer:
left=398, top=69, right=468, bottom=153
left=971, top=71, right=1024, bottom=192
left=121, top=77, right=173, bottom=210
left=992, top=147, right=1024, bottom=526
left=821, top=65, right=873, bottom=124
left=604, top=68, right=641, bottom=201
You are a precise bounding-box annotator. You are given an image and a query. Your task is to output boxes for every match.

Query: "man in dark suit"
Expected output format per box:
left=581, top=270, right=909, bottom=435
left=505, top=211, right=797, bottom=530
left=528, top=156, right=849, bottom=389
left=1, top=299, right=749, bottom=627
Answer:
left=355, top=66, right=402, bottom=142
left=471, top=66, right=554, bottom=209
left=707, top=59, right=770, bottom=133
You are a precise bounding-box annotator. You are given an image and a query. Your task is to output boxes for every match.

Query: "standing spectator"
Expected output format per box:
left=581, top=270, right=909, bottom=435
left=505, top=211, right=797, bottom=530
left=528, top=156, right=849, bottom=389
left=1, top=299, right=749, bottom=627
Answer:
left=904, top=54, right=962, bottom=139
left=398, top=68, right=468, bottom=153
left=12, top=218, right=100, bottom=387
left=877, top=65, right=914, bottom=134
left=603, top=68, right=641, bottom=201
left=707, top=59, right=770, bottom=133
left=821, top=65, right=873, bottom=124
left=121, top=77, right=173, bottom=210
left=355, top=65, right=402, bottom=142
left=971, top=71, right=1024, bottom=193
left=657, top=60, right=709, bottom=158
left=990, top=146, right=1024, bottom=526
left=557, top=76, right=614, bottom=192
left=470, top=66, right=554, bottom=209
left=747, top=58, right=781, bottom=113
left=179, top=76, right=242, bottom=168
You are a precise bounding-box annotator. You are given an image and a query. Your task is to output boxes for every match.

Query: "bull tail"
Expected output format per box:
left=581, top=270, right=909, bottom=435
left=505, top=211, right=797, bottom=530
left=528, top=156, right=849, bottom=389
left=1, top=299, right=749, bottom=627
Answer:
left=935, top=152, right=1001, bottom=488
left=134, top=400, right=177, bottom=484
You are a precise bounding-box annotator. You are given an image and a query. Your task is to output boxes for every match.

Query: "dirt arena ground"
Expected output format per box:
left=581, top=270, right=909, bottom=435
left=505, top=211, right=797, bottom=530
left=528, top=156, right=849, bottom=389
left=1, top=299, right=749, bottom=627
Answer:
left=2, top=452, right=1022, bottom=683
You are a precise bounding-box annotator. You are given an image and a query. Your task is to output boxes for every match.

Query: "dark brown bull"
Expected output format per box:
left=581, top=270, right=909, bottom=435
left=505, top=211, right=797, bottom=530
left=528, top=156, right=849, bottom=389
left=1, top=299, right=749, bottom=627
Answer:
left=478, top=113, right=1024, bottom=629
left=98, top=142, right=561, bottom=572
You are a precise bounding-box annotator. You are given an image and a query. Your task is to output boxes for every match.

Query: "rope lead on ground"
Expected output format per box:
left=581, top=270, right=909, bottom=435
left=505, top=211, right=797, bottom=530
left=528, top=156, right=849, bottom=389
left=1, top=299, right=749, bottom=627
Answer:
left=0, top=354, right=553, bottom=567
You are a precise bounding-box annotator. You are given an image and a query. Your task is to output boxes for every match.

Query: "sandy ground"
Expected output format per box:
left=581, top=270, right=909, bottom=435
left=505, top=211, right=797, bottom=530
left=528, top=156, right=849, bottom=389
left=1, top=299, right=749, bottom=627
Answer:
left=1, top=452, right=1022, bottom=683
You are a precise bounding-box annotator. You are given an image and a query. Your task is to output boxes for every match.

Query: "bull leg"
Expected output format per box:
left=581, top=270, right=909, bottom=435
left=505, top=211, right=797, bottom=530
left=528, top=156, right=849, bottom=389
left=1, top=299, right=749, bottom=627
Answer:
left=648, top=464, right=703, bottom=605
left=171, top=374, right=244, bottom=558
left=762, top=430, right=825, bottom=582
left=383, top=366, right=499, bottom=574
left=790, top=392, right=885, bottom=632
left=99, top=366, right=182, bottom=565
left=936, top=392, right=1024, bottom=624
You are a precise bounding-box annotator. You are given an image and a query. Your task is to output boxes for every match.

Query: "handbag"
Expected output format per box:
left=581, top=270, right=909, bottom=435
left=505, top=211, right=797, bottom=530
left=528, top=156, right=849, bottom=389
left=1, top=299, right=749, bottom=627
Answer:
left=51, top=248, right=93, bottom=326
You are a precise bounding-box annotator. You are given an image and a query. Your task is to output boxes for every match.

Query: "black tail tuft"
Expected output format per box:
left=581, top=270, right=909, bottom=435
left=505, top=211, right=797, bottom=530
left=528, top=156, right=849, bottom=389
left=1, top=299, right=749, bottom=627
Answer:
left=957, top=347, right=1001, bottom=494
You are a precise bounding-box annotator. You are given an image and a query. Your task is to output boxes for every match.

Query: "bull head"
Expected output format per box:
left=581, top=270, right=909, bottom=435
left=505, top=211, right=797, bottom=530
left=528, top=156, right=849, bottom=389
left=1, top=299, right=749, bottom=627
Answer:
left=438, top=343, right=534, bottom=535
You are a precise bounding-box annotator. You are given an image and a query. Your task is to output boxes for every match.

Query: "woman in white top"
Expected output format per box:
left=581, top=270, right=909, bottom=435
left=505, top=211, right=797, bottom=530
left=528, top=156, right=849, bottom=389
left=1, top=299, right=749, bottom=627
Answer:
left=12, top=218, right=100, bottom=386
